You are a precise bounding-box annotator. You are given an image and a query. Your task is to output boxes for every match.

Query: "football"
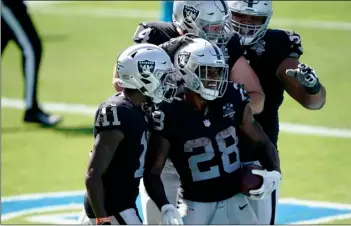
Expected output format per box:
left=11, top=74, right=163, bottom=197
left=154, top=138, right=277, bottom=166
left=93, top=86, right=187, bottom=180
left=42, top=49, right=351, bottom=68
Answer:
left=238, top=164, right=264, bottom=196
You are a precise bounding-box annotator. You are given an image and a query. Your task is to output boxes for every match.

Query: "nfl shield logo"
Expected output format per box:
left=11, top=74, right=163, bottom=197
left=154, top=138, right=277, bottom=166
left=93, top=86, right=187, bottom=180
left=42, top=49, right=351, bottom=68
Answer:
left=203, top=119, right=211, bottom=127
left=183, top=5, right=200, bottom=23
left=137, top=60, right=155, bottom=78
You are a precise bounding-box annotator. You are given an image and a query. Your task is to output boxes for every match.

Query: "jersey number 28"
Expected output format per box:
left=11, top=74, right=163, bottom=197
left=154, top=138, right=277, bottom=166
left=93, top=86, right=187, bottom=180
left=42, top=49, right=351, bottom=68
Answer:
left=185, top=126, right=240, bottom=182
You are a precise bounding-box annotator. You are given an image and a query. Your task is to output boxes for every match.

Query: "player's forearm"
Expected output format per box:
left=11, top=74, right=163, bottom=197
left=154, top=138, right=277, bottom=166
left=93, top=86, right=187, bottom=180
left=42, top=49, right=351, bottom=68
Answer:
left=301, top=83, right=326, bottom=110
left=247, top=92, right=265, bottom=114
left=85, top=171, right=108, bottom=217
left=143, top=172, right=170, bottom=210
left=256, top=139, right=281, bottom=173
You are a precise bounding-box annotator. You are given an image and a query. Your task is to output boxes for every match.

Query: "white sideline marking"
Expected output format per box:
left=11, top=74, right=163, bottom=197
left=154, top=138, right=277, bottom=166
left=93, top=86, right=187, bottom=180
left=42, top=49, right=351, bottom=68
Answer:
left=2, top=97, right=351, bottom=138
left=26, top=212, right=80, bottom=224
left=2, top=190, right=351, bottom=223
left=27, top=5, right=351, bottom=31
left=1, top=204, right=82, bottom=221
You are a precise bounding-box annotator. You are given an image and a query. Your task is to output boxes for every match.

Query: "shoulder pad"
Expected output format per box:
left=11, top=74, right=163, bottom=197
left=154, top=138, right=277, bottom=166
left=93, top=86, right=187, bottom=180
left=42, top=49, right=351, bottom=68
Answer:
left=266, top=29, right=304, bottom=58
left=133, top=22, right=155, bottom=43
left=94, top=98, right=130, bottom=129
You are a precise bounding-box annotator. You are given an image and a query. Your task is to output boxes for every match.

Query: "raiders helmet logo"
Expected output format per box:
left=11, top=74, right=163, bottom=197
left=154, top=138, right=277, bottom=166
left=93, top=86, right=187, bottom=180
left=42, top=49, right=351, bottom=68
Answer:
left=178, top=52, right=191, bottom=68
left=243, top=0, right=259, bottom=7
left=137, top=60, right=155, bottom=78
left=183, top=5, right=200, bottom=23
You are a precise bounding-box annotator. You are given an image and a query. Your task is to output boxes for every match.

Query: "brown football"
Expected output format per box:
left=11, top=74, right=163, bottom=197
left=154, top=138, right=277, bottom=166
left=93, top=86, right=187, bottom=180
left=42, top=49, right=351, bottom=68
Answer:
left=238, top=164, right=264, bottom=196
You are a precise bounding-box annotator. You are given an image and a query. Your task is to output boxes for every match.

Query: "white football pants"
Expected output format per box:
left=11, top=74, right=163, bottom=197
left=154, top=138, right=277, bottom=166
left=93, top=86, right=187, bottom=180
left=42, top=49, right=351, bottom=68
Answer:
left=139, top=160, right=180, bottom=224
left=178, top=193, right=259, bottom=224
left=139, top=160, right=260, bottom=224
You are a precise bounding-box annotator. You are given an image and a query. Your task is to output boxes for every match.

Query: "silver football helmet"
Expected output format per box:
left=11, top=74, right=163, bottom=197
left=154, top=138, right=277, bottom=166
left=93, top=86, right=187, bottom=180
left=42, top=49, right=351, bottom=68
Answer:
left=174, top=38, right=229, bottom=101
left=228, top=0, right=273, bottom=45
left=173, top=1, right=235, bottom=48
left=116, top=43, right=178, bottom=104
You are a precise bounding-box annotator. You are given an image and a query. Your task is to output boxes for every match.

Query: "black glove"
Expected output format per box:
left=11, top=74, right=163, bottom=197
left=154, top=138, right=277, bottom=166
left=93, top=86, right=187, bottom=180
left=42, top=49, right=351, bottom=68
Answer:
left=159, top=33, right=199, bottom=62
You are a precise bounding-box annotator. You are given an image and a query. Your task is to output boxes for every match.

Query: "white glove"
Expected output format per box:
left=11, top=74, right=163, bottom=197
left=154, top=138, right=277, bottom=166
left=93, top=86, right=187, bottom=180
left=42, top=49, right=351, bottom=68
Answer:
left=286, top=63, right=318, bottom=88
left=248, top=169, right=281, bottom=200
left=160, top=204, right=184, bottom=225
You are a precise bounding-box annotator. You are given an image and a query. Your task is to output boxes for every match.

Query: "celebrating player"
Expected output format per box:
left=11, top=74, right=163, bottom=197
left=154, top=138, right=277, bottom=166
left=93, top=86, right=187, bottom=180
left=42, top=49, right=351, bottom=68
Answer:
left=78, top=43, right=178, bottom=225
left=143, top=38, right=281, bottom=225
left=228, top=0, right=327, bottom=224
left=129, top=1, right=267, bottom=223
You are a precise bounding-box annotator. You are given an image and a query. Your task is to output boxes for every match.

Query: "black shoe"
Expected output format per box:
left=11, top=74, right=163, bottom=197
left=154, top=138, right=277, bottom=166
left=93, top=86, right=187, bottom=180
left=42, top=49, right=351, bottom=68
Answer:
left=24, top=108, right=62, bottom=126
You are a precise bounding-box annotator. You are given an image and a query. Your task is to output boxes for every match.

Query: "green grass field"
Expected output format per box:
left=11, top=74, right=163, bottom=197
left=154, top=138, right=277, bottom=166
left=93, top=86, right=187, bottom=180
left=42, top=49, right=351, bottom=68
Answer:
left=2, top=1, right=351, bottom=224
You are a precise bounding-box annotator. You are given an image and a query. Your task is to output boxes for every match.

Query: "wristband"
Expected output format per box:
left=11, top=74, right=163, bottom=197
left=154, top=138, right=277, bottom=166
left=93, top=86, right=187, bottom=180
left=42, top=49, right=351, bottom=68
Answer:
left=96, top=217, right=111, bottom=225
left=305, top=79, right=321, bottom=95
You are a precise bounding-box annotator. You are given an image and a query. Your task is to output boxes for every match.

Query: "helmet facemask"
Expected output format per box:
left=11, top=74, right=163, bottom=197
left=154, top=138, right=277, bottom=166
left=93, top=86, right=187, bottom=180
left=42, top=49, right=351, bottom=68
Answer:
left=183, top=62, right=229, bottom=101
left=231, top=11, right=271, bottom=45
left=198, top=14, right=235, bottom=49
left=148, top=68, right=178, bottom=104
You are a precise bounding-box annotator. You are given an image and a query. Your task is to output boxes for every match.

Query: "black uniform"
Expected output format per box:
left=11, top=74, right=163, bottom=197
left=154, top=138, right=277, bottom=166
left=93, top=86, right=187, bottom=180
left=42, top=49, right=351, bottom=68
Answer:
left=1, top=0, right=60, bottom=126
left=84, top=94, right=151, bottom=221
left=133, top=21, right=245, bottom=70
left=241, top=29, right=303, bottom=150
left=153, top=84, right=250, bottom=202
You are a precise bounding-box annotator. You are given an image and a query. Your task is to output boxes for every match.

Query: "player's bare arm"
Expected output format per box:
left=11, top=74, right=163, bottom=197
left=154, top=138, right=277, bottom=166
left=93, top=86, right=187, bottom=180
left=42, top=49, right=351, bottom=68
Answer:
left=85, top=129, right=124, bottom=217
left=277, top=58, right=326, bottom=110
left=239, top=104, right=280, bottom=173
left=143, top=133, right=171, bottom=211
left=231, top=56, right=265, bottom=114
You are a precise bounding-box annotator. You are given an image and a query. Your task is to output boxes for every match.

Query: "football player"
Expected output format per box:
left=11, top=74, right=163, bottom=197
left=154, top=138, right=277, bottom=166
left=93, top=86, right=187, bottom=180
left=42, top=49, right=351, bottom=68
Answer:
left=128, top=1, right=267, bottom=223
left=78, top=43, right=178, bottom=225
left=228, top=0, right=327, bottom=224
left=143, top=38, right=281, bottom=225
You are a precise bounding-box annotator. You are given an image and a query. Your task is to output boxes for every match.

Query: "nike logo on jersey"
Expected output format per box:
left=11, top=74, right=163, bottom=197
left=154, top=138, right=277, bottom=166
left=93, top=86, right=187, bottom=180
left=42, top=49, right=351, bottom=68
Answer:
left=239, top=204, right=248, bottom=210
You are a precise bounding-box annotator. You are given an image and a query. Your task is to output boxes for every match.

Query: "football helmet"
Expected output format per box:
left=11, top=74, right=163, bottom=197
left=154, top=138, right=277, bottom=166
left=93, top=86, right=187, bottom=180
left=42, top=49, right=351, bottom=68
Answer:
left=116, top=43, right=178, bottom=104
left=174, top=38, right=229, bottom=101
left=228, top=0, right=273, bottom=45
left=173, top=1, right=234, bottom=48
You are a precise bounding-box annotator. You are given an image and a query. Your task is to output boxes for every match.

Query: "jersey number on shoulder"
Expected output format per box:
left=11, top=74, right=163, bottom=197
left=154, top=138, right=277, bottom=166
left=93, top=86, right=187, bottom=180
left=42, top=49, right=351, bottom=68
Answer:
left=95, top=106, right=121, bottom=127
left=233, top=83, right=250, bottom=102
left=185, top=126, right=240, bottom=182
left=284, top=30, right=304, bottom=53
left=134, top=131, right=149, bottom=178
left=133, top=25, right=152, bottom=43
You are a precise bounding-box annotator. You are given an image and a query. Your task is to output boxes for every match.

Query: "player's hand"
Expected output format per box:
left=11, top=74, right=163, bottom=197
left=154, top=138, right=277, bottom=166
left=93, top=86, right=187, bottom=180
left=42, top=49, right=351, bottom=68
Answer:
left=159, top=34, right=198, bottom=61
left=286, top=63, right=318, bottom=88
left=160, top=204, right=184, bottom=225
left=248, top=169, right=281, bottom=200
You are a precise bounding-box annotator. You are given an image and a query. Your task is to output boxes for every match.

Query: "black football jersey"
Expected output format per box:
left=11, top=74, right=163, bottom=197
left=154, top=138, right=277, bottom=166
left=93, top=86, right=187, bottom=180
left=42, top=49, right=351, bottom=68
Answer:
left=84, top=93, right=150, bottom=217
left=152, top=84, right=250, bottom=202
left=243, top=29, right=304, bottom=148
left=132, top=21, right=245, bottom=70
